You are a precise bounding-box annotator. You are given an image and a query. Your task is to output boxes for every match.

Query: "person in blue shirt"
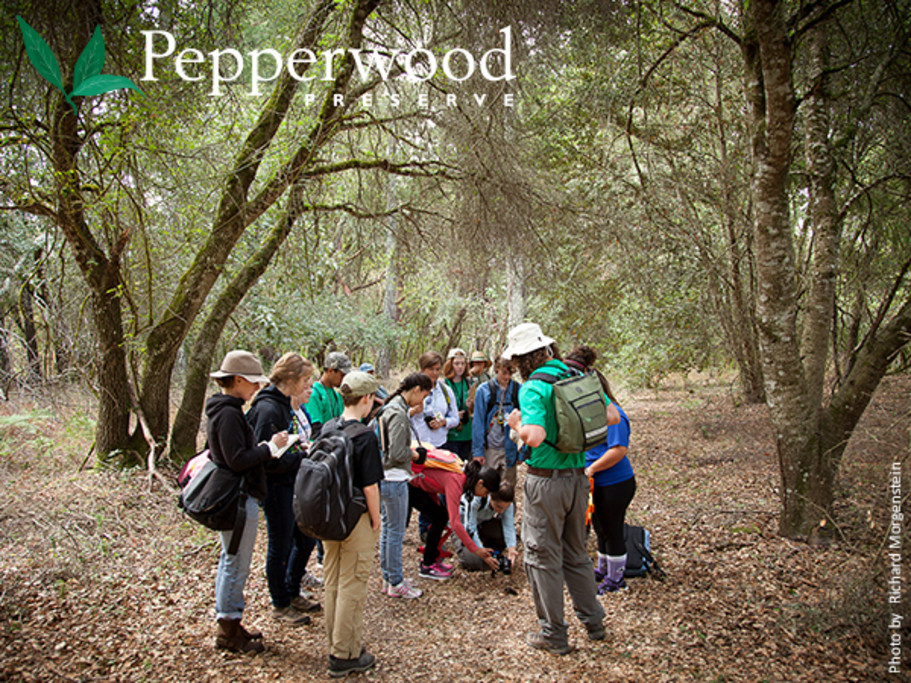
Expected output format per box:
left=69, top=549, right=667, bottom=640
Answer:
left=471, top=356, right=521, bottom=488
left=565, top=346, right=636, bottom=594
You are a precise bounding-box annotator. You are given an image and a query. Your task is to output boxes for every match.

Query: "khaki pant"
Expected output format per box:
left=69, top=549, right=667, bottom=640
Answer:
left=323, top=513, right=379, bottom=659
left=484, top=447, right=517, bottom=489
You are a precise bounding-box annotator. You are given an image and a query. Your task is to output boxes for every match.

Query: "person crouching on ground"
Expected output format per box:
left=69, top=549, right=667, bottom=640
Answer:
left=207, top=350, right=288, bottom=654
left=503, top=323, right=619, bottom=655
left=323, top=371, right=384, bottom=678
left=457, top=481, right=519, bottom=572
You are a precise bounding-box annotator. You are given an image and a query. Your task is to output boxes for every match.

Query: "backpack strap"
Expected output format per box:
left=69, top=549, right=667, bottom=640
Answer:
left=526, top=370, right=569, bottom=451
left=226, top=493, right=248, bottom=555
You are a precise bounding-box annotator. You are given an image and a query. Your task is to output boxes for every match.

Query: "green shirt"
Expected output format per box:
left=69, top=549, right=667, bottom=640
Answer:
left=306, top=380, right=343, bottom=426
left=519, top=359, right=610, bottom=469
left=445, top=377, right=472, bottom=442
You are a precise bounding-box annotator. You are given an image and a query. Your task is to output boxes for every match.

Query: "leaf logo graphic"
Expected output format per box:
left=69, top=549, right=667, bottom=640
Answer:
left=17, top=16, right=144, bottom=114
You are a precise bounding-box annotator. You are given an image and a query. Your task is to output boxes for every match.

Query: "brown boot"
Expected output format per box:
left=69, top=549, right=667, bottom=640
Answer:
left=238, top=623, right=263, bottom=640
left=215, top=618, right=264, bottom=654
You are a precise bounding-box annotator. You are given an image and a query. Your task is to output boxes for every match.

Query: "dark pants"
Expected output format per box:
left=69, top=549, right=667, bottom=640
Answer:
left=409, top=485, right=448, bottom=566
left=591, top=476, right=637, bottom=555
left=443, top=439, right=473, bottom=462
left=262, top=482, right=317, bottom=608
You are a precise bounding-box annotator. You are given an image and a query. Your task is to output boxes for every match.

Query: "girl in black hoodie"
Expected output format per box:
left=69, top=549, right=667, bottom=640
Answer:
left=246, top=352, right=321, bottom=626
left=207, top=350, right=287, bottom=654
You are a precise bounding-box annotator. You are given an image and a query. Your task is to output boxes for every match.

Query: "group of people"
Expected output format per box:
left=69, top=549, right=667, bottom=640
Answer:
left=200, top=321, right=638, bottom=676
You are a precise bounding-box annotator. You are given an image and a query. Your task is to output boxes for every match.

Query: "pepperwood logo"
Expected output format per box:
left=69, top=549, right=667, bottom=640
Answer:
left=16, top=15, right=144, bottom=114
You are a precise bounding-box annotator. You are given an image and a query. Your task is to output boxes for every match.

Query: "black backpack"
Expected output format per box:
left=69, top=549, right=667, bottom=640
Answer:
left=624, top=524, right=666, bottom=579
left=293, top=418, right=370, bottom=541
left=177, top=452, right=247, bottom=554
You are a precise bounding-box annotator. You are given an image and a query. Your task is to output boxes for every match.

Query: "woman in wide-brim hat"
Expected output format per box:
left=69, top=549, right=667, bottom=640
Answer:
left=206, top=350, right=288, bottom=654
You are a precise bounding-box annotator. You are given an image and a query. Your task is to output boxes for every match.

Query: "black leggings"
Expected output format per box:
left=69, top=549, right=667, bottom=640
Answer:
left=409, top=485, right=449, bottom=566
left=591, top=476, right=637, bottom=556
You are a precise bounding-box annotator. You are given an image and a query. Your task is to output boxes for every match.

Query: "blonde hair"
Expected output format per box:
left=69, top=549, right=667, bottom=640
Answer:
left=269, top=352, right=313, bottom=386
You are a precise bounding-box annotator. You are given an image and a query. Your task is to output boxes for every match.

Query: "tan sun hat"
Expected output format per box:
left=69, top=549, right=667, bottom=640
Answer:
left=210, top=350, right=270, bottom=384
left=502, top=323, right=556, bottom=360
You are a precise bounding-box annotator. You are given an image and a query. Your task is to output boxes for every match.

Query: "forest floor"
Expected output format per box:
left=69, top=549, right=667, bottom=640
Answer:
left=0, top=374, right=908, bottom=682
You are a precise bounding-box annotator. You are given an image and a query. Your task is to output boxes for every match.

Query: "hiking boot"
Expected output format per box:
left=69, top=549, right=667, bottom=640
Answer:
left=301, top=571, right=323, bottom=588
left=525, top=631, right=574, bottom=655
left=238, top=623, right=263, bottom=640
left=328, top=651, right=376, bottom=678
left=272, top=605, right=312, bottom=626
left=587, top=624, right=606, bottom=641
left=290, top=594, right=321, bottom=612
left=418, top=563, right=452, bottom=580
left=215, top=618, right=265, bottom=654
left=597, top=576, right=628, bottom=594
left=387, top=578, right=423, bottom=599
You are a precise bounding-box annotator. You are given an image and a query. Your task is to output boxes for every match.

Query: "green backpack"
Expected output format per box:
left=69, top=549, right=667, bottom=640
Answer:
left=528, top=368, right=609, bottom=453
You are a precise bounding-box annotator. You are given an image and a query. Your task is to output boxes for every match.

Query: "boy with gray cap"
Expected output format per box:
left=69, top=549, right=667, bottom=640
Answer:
left=306, top=351, right=351, bottom=438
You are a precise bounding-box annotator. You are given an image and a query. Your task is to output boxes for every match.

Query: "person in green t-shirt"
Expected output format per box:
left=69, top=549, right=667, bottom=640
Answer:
left=442, top=347, right=473, bottom=461
left=503, top=322, right=619, bottom=656
left=305, top=351, right=351, bottom=438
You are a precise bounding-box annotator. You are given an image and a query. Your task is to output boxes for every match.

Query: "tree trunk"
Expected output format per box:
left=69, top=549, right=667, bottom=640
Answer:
left=135, top=0, right=367, bottom=447
left=168, top=191, right=309, bottom=462
left=800, top=23, right=839, bottom=407
left=506, top=253, right=526, bottom=328
left=16, top=284, right=42, bottom=384
left=377, top=141, right=399, bottom=378
left=0, top=320, right=11, bottom=399
left=745, top=0, right=824, bottom=538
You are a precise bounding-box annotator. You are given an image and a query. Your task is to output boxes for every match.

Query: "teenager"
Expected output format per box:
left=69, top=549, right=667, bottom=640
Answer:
left=442, top=348, right=473, bottom=461
left=376, top=373, right=432, bottom=599
left=457, top=481, right=519, bottom=572
left=565, top=346, right=637, bottom=594
left=471, top=356, right=521, bottom=488
left=246, top=352, right=320, bottom=625
left=306, top=352, right=351, bottom=438
left=322, top=371, right=384, bottom=678
left=206, top=350, right=288, bottom=654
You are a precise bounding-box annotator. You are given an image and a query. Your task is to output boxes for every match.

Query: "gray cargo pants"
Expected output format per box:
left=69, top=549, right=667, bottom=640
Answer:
left=522, top=468, right=604, bottom=647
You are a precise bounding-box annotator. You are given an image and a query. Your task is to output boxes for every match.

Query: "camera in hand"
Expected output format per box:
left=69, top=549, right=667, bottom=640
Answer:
left=491, top=550, right=512, bottom=575
left=458, top=410, right=469, bottom=426
left=423, top=415, right=436, bottom=427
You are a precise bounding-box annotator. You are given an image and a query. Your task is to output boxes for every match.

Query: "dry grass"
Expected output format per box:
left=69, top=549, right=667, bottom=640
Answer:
left=0, top=375, right=908, bottom=682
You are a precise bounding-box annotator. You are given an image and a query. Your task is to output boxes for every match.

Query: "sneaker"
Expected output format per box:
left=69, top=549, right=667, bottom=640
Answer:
left=301, top=571, right=323, bottom=589
left=525, top=631, right=574, bottom=656
left=271, top=605, right=311, bottom=626
left=381, top=579, right=390, bottom=595
left=597, top=577, right=629, bottom=594
left=418, top=563, right=452, bottom=580
left=328, top=651, right=376, bottom=678
left=290, top=595, right=321, bottom=612
left=433, top=560, right=453, bottom=573
left=387, top=579, right=423, bottom=599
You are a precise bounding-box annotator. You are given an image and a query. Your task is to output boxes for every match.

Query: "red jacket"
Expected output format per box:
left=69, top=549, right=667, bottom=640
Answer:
left=410, top=468, right=479, bottom=554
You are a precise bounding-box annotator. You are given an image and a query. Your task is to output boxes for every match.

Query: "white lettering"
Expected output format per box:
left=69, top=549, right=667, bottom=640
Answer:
left=141, top=30, right=176, bottom=81
left=175, top=49, right=205, bottom=82
left=479, top=26, right=515, bottom=82
left=249, top=49, right=282, bottom=96
left=441, top=48, right=475, bottom=82
left=404, top=48, right=437, bottom=82
left=322, top=48, right=345, bottom=81
left=287, top=49, right=317, bottom=81
left=208, top=48, right=244, bottom=96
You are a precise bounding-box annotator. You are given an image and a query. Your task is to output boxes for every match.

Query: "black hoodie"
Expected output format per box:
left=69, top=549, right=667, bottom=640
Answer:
left=246, top=384, right=307, bottom=487
left=205, top=393, right=270, bottom=500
